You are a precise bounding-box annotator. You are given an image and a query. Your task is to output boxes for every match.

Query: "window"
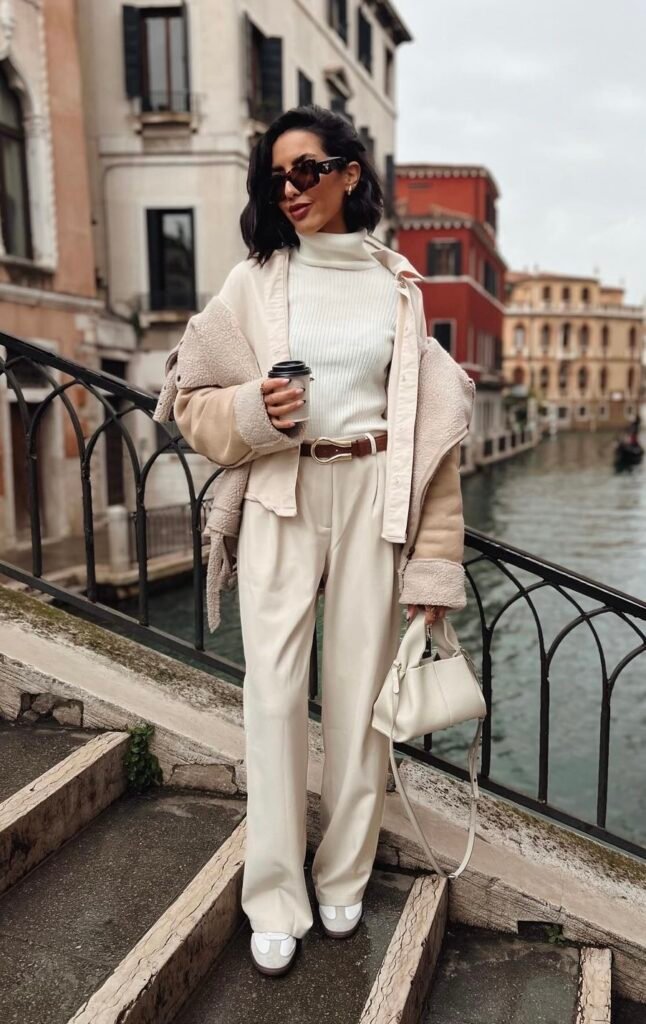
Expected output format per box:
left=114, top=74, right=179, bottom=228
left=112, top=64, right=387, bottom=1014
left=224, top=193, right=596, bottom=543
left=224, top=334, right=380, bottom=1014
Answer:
left=427, top=240, right=461, bottom=276
left=485, top=192, right=497, bottom=232
left=542, top=285, right=551, bottom=302
left=358, top=125, right=374, bottom=159
left=357, top=9, right=372, bottom=73
left=561, top=322, right=571, bottom=350
left=329, top=81, right=351, bottom=120
left=297, top=70, right=313, bottom=107
left=328, top=0, right=348, bottom=43
left=577, top=366, right=588, bottom=394
left=601, top=325, right=610, bottom=355
left=539, top=366, right=550, bottom=392
left=577, top=405, right=588, bottom=419
left=384, top=153, right=394, bottom=216
left=579, top=324, right=589, bottom=354
left=432, top=321, right=454, bottom=355
left=562, top=286, right=571, bottom=303
left=483, top=260, right=498, bottom=298
left=146, top=209, right=196, bottom=311
left=558, top=363, right=569, bottom=393
left=494, top=337, right=503, bottom=370
left=558, top=406, right=569, bottom=420
left=122, top=5, right=190, bottom=113
left=628, top=326, right=637, bottom=353
left=513, top=367, right=525, bottom=385
left=384, top=47, right=394, bottom=97
left=0, top=62, right=32, bottom=258
left=627, top=366, right=635, bottom=394
left=245, top=15, right=283, bottom=124
left=540, top=324, right=550, bottom=354
left=598, top=404, right=609, bottom=420
left=599, top=366, right=608, bottom=394
left=581, top=286, right=590, bottom=304
left=513, top=324, right=526, bottom=353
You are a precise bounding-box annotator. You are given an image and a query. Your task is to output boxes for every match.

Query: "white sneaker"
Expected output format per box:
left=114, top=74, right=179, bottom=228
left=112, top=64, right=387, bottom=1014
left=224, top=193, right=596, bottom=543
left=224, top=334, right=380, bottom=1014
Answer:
left=318, top=900, right=363, bottom=938
left=250, top=930, right=297, bottom=975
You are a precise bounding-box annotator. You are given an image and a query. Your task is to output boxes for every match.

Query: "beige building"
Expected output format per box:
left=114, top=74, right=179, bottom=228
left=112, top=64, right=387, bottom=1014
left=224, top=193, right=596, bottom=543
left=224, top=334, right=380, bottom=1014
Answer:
left=76, top=0, right=410, bottom=405
left=504, top=272, right=644, bottom=433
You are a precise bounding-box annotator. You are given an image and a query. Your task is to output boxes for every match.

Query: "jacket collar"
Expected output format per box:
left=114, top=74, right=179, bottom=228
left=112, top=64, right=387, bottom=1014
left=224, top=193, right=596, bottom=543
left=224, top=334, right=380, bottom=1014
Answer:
left=364, top=234, right=423, bottom=283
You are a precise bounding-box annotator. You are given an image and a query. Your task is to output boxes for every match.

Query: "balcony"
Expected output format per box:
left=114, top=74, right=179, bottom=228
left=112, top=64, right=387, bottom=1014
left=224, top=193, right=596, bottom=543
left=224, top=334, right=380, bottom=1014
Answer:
left=133, top=92, right=201, bottom=133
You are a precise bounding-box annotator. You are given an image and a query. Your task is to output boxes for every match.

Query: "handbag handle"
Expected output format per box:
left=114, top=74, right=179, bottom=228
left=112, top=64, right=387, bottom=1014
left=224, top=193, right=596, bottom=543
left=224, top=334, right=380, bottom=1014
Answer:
left=388, top=618, right=483, bottom=879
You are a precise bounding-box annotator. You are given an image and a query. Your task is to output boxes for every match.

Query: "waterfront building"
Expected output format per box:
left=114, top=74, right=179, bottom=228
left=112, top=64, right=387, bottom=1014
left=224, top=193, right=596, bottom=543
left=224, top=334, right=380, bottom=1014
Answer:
left=504, top=271, right=644, bottom=433
left=394, top=164, right=531, bottom=471
left=0, top=0, right=111, bottom=548
left=76, top=0, right=412, bottom=505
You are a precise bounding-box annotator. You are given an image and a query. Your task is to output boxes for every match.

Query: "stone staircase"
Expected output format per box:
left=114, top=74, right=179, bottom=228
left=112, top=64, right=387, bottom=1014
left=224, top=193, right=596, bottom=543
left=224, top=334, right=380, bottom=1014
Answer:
left=1, top=718, right=641, bottom=1024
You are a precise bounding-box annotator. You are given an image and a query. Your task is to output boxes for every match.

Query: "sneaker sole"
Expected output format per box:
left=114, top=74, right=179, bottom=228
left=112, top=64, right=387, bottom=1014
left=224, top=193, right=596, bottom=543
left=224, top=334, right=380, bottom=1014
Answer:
left=320, top=912, right=363, bottom=939
left=250, top=946, right=297, bottom=976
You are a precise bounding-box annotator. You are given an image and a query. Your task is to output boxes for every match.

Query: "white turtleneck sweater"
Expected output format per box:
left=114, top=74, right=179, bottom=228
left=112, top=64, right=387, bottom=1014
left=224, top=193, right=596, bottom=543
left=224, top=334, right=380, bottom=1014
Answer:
left=287, top=228, right=398, bottom=441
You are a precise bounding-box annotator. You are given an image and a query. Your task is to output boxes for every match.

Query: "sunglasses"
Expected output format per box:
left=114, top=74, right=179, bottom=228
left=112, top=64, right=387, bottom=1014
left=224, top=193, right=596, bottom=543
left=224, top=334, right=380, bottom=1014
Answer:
left=268, top=156, right=350, bottom=204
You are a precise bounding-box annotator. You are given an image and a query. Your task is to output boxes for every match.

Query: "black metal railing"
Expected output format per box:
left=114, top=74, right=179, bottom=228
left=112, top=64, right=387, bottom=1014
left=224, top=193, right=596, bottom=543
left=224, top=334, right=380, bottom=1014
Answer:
left=1, top=331, right=644, bottom=860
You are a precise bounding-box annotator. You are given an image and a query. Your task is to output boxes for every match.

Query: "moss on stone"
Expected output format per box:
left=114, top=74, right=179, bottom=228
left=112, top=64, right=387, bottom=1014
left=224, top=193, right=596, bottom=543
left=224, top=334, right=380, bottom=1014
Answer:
left=0, top=586, right=243, bottom=719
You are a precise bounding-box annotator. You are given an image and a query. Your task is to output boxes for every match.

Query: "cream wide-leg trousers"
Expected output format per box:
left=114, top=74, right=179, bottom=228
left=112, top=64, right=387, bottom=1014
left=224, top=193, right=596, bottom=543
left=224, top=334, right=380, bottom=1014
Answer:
left=236, top=439, right=403, bottom=939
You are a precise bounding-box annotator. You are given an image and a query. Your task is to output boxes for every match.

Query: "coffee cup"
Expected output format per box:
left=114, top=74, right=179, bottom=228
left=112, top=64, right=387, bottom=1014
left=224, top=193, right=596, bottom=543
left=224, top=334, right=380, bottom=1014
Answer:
left=268, top=360, right=314, bottom=423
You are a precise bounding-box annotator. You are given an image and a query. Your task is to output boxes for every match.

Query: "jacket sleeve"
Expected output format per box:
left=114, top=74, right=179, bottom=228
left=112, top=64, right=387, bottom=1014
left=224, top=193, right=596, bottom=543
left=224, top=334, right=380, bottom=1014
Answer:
left=398, top=442, right=467, bottom=609
left=155, top=299, right=307, bottom=467
left=173, top=375, right=306, bottom=468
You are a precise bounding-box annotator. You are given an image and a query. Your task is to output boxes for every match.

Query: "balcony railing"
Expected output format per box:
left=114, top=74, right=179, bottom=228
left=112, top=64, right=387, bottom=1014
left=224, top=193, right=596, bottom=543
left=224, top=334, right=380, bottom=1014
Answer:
left=1, top=330, right=645, bottom=861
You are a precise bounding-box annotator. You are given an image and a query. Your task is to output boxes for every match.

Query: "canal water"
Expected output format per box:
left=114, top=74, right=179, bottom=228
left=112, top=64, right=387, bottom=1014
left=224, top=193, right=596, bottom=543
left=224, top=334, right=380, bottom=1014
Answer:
left=117, top=425, right=646, bottom=848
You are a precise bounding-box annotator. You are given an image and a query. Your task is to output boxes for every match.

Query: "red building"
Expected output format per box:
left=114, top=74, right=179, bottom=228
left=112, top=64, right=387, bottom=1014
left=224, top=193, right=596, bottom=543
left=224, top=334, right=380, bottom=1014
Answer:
left=395, top=164, right=523, bottom=467
left=395, top=164, right=506, bottom=377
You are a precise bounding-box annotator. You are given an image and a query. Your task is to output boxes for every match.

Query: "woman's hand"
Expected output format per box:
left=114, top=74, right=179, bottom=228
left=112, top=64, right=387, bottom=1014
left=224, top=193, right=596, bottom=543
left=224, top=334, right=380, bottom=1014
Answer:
left=406, top=604, right=448, bottom=627
left=261, top=378, right=305, bottom=430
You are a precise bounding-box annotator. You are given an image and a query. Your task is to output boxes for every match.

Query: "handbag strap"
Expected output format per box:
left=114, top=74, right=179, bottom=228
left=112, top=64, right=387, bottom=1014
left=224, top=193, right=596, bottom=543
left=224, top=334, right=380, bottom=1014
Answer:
left=388, top=666, right=483, bottom=880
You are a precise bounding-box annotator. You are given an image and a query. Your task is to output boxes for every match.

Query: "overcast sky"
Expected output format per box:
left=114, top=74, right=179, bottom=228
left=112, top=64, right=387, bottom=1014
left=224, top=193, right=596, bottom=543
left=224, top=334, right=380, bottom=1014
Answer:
left=394, top=0, right=645, bottom=304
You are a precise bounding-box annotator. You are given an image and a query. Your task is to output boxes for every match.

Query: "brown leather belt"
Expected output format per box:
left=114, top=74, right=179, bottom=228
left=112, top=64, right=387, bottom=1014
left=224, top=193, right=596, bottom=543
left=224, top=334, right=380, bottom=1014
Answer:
left=300, top=432, right=388, bottom=463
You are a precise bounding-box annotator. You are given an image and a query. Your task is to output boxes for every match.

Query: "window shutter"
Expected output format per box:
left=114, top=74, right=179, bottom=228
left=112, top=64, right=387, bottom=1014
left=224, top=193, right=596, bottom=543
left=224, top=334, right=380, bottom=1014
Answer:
left=260, top=36, right=283, bottom=122
left=384, top=153, right=394, bottom=216
left=146, top=210, right=163, bottom=308
left=452, top=242, right=462, bottom=275
left=182, top=2, right=191, bottom=110
left=427, top=243, right=436, bottom=276
left=122, top=5, right=142, bottom=99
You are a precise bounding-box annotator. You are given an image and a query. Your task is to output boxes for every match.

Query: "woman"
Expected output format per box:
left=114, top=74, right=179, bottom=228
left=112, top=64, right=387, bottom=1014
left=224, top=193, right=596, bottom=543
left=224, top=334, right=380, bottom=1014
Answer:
left=155, top=105, right=475, bottom=976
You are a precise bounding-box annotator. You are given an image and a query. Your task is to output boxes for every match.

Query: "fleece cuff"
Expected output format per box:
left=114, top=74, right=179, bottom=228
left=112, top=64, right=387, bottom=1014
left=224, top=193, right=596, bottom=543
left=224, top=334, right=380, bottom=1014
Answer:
left=232, top=378, right=307, bottom=452
left=398, top=557, right=467, bottom=610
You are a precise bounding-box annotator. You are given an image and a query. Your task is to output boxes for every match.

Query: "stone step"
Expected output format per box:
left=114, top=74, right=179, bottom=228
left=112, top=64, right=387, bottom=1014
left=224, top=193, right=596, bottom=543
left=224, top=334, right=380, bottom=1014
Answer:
left=576, top=947, right=612, bottom=1023
left=0, top=719, right=101, bottom=802
left=421, top=922, right=581, bottom=1024
left=0, top=786, right=245, bottom=1024
left=171, top=863, right=417, bottom=1024
left=0, top=730, right=129, bottom=896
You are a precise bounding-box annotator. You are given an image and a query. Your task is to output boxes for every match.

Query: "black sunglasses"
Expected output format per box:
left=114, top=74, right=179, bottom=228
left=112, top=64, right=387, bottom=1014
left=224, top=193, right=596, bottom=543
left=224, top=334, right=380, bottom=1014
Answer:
left=268, top=156, right=350, bottom=204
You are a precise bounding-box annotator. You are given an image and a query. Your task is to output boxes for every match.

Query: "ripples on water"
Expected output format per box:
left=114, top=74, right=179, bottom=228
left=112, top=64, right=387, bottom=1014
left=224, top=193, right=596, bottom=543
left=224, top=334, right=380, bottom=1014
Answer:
left=131, top=426, right=646, bottom=847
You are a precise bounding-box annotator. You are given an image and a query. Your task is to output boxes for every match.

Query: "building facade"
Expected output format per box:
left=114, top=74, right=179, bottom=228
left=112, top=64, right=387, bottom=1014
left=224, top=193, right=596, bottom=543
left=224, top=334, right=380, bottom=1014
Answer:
left=77, top=0, right=410, bottom=395
left=504, top=272, right=644, bottom=433
left=0, top=0, right=104, bottom=547
left=395, top=164, right=530, bottom=470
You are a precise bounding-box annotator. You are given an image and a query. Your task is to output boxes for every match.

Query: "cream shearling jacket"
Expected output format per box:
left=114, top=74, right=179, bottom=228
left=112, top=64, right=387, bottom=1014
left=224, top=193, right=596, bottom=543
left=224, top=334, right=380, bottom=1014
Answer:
left=152, top=235, right=476, bottom=631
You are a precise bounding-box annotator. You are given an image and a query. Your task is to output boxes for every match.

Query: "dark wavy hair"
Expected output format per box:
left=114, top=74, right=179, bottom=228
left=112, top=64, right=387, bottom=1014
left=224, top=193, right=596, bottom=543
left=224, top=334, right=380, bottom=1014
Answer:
left=240, top=105, right=384, bottom=265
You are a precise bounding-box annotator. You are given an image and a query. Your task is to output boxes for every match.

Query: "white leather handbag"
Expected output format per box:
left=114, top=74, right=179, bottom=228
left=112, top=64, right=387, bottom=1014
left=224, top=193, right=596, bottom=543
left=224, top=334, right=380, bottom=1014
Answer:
left=372, top=613, right=487, bottom=879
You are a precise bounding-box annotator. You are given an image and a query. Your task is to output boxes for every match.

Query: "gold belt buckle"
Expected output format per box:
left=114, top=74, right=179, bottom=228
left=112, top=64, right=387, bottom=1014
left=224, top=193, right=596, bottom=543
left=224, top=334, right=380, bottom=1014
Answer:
left=310, top=436, right=353, bottom=464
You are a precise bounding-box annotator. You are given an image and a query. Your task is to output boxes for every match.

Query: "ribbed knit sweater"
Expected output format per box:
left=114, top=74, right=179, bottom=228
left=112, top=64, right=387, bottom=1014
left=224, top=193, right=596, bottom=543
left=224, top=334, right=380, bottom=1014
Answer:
left=287, top=228, right=398, bottom=441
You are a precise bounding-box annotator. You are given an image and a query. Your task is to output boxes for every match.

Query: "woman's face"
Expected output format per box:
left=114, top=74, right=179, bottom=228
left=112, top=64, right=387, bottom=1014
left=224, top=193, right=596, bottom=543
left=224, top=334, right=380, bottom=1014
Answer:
left=271, top=129, right=360, bottom=235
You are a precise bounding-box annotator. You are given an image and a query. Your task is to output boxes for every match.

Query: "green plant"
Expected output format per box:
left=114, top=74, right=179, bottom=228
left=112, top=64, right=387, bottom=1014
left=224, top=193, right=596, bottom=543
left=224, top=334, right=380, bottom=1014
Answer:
left=545, top=924, right=567, bottom=945
left=124, top=722, right=163, bottom=793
